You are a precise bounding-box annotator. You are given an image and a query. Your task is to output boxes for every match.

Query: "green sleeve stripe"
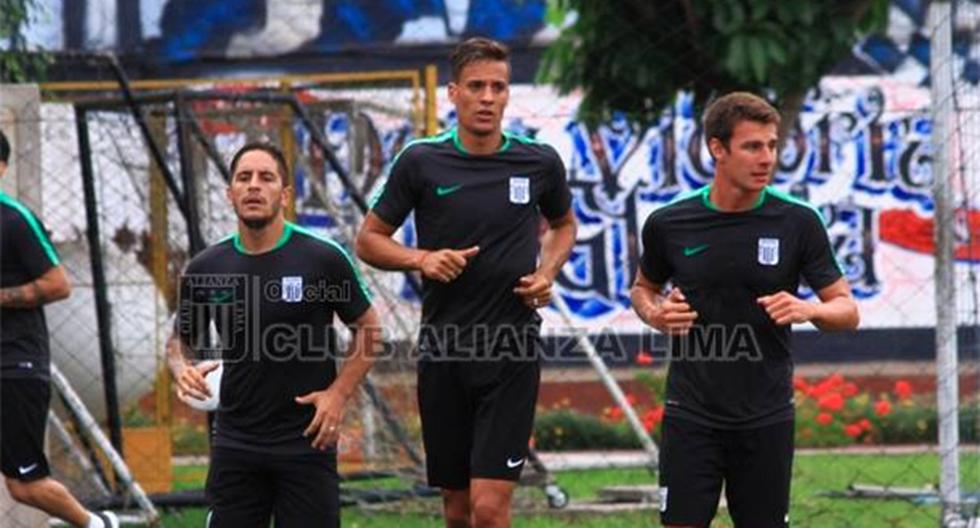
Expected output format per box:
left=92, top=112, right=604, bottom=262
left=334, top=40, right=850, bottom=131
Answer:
left=0, top=192, right=60, bottom=266
left=290, top=223, right=373, bottom=301
left=389, top=129, right=453, bottom=168
left=766, top=187, right=846, bottom=276
left=651, top=186, right=704, bottom=215
left=373, top=130, right=453, bottom=209
left=368, top=183, right=386, bottom=210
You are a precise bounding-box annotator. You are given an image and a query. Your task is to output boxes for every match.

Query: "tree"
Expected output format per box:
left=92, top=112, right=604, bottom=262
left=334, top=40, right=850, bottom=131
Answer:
left=0, top=0, right=49, bottom=83
left=538, top=0, right=890, bottom=140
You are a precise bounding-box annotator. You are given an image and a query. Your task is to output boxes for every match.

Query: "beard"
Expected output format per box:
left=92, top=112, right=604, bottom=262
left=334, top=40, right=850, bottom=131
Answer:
left=236, top=202, right=280, bottom=230
left=241, top=215, right=274, bottom=230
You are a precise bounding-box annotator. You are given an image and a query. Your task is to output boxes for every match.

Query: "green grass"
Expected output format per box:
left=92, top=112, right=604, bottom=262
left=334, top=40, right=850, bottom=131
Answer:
left=150, top=452, right=980, bottom=527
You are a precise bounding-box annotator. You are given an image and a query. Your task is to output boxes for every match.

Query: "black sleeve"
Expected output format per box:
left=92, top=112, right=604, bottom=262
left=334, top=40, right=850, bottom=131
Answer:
left=638, top=212, right=672, bottom=284
left=10, top=206, right=60, bottom=281
left=327, top=244, right=373, bottom=324
left=371, top=146, right=421, bottom=227
left=538, top=147, right=573, bottom=220
left=799, top=209, right=844, bottom=292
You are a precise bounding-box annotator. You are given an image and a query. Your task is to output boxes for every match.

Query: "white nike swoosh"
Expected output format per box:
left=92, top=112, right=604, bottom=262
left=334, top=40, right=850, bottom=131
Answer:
left=18, top=463, right=37, bottom=475
left=506, top=457, right=525, bottom=469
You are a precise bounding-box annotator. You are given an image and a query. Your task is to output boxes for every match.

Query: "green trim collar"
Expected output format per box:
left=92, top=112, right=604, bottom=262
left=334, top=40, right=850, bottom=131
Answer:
left=232, top=221, right=294, bottom=255
left=701, top=185, right=769, bottom=212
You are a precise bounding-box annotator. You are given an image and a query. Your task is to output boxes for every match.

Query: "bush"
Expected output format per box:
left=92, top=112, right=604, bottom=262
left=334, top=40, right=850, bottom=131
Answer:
left=533, top=409, right=641, bottom=451
left=794, top=373, right=979, bottom=447
left=532, top=370, right=979, bottom=451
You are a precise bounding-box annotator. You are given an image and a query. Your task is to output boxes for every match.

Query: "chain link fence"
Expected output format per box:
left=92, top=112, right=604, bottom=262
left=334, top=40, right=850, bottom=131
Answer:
left=3, top=1, right=980, bottom=526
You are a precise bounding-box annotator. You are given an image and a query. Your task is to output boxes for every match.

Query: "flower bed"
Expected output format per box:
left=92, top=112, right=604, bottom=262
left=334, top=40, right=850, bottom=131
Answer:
left=533, top=371, right=978, bottom=451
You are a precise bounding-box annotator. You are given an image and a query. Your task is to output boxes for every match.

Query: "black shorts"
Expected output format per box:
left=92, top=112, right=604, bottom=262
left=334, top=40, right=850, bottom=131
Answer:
left=205, top=446, right=339, bottom=528
left=659, top=415, right=793, bottom=528
left=417, top=358, right=540, bottom=489
left=1, top=379, right=51, bottom=482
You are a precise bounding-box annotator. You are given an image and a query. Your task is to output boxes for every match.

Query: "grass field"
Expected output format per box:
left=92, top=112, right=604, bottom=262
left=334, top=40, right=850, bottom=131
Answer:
left=156, top=451, right=980, bottom=527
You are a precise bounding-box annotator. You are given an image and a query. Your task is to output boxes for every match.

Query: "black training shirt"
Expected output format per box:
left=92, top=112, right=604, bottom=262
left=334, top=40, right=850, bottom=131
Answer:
left=176, top=222, right=372, bottom=454
left=1, top=191, right=60, bottom=381
left=371, top=127, right=572, bottom=356
left=639, top=185, right=843, bottom=429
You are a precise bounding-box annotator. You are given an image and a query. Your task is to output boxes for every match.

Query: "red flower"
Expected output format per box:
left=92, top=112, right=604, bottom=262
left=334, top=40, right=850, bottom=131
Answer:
left=636, top=351, right=654, bottom=366
left=874, top=399, right=892, bottom=417
left=857, top=418, right=872, bottom=432
left=816, top=412, right=834, bottom=426
left=844, top=424, right=863, bottom=438
left=818, top=393, right=845, bottom=412
left=606, top=406, right=624, bottom=421
left=827, top=373, right=845, bottom=388
left=625, top=393, right=638, bottom=407
left=894, top=380, right=913, bottom=400
left=842, top=382, right=859, bottom=398
left=642, top=406, right=665, bottom=432
left=793, top=376, right=809, bottom=393
left=808, top=378, right=836, bottom=398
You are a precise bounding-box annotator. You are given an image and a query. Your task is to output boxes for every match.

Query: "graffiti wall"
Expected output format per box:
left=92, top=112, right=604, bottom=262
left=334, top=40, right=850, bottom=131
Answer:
left=19, top=0, right=980, bottom=88
left=288, top=79, right=976, bottom=333
left=21, top=0, right=558, bottom=63
left=501, top=80, right=979, bottom=332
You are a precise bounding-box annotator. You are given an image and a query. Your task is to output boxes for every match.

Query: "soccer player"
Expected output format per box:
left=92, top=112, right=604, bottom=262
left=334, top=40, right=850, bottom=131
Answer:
left=631, top=92, right=860, bottom=527
left=355, top=37, right=576, bottom=528
left=0, top=130, right=118, bottom=528
left=168, top=142, right=380, bottom=527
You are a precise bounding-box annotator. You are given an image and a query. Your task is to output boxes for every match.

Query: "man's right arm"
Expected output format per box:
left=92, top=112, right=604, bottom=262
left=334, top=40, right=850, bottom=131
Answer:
left=355, top=212, right=479, bottom=283
left=167, top=330, right=217, bottom=401
left=167, top=269, right=217, bottom=400
left=355, top=212, right=430, bottom=272
left=631, top=269, right=698, bottom=336
left=631, top=214, right=698, bottom=335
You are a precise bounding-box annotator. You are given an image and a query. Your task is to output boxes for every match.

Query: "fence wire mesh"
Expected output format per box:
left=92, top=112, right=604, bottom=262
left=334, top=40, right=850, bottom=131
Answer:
left=2, top=1, right=980, bottom=527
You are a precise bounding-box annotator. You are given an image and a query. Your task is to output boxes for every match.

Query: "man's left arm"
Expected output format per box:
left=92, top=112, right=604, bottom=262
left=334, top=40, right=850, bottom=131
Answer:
left=758, top=209, right=859, bottom=331
left=757, top=278, right=859, bottom=331
left=514, top=211, right=577, bottom=308
left=1, top=209, right=70, bottom=308
left=296, top=307, right=381, bottom=451
left=0, top=265, right=71, bottom=308
left=295, top=248, right=380, bottom=451
left=514, top=150, right=577, bottom=308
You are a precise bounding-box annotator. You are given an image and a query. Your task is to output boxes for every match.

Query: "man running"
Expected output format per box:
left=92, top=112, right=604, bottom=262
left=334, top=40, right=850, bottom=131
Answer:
left=168, top=142, right=380, bottom=527
left=631, top=92, right=860, bottom=527
left=356, top=38, right=576, bottom=528
left=0, top=130, right=119, bottom=528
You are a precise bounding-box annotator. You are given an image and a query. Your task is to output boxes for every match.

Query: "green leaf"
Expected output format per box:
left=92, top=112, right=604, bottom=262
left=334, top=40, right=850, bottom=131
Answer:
left=799, top=1, right=816, bottom=26
left=766, top=36, right=788, bottom=65
left=748, top=36, right=768, bottom=83
left=545, top=0, right=567, bottom=27
left=713, top=0, right=746, bottom=34
left=775, top=0, right=795, bottom=25
left=751, top=0, right=772, bottom=22
left=725, top=34, right=749, bottom=81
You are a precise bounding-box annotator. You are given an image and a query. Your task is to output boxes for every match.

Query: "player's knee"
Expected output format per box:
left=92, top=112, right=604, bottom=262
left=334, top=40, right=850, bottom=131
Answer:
left=470, top=497, right=508, bottom=528
left=442, top=490, right=471, bottom=526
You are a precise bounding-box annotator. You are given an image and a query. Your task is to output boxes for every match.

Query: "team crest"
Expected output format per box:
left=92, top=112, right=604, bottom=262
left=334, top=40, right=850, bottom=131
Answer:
left=758, top=238, right=780, bottom=266
left=509, top=176, right=530, bottom=204
left=281, top=276, right=303, bottom=302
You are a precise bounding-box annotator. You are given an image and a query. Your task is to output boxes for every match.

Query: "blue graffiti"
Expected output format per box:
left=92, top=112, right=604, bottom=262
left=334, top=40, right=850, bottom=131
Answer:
left=154, top=0, right=547, bottom=63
